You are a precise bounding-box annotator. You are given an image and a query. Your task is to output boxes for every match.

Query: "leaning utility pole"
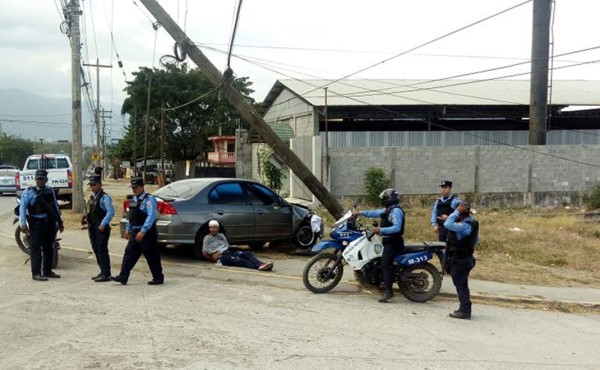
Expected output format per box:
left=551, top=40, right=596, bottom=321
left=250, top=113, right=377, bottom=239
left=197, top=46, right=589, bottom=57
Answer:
left=69, top=0, right=84, bottom=213
left=139, top=0, right=343, bottom=218
left=529, top=0, right=551, bottom=145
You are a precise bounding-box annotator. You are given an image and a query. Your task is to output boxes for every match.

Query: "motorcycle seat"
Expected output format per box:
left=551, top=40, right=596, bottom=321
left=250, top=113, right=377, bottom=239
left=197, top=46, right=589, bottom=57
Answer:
left=403, top=241, right=445, bottom=252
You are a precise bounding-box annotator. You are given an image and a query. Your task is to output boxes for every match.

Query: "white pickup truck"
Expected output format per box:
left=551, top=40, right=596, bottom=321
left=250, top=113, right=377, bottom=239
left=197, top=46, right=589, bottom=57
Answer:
left=16, top=154, right=73, bottom=202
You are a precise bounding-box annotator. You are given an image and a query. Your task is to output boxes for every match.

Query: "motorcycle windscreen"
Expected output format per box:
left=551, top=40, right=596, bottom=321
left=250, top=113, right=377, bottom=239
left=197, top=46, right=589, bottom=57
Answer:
left=395, top=251, right=433, bottom=267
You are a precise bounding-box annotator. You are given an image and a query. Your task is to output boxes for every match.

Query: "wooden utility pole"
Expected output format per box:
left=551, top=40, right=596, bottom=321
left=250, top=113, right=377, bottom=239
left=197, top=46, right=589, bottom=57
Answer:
left=69, top=0, right=84, bottom=213
left=139, top=0, right=343, bottom=218
left=529, top=0, right=551, bottom=145
left=83, top=59, right=112, bottom=165
left=132, top=108, right=137, bottom=176
left=143, top=75, right=153, bottom=181
left=160, top=105, right=165, bottom=185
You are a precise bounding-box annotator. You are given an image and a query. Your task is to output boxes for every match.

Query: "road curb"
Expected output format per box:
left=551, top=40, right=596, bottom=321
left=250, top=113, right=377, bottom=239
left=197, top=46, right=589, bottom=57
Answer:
left=438, top=291, right=600, bottom=311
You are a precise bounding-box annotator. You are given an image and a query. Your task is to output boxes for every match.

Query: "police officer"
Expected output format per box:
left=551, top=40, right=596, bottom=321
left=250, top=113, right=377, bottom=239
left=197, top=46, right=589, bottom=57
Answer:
left=431, top=180, right=462, bottom=242
left=112, top=177, right=164, bottom=285
left=81, top=174, right=115, bottom=282
left=19, top=169, right=64, bottom=281
left=444, top=202, right=479, bottom=320
left=354, top=188, right=405, bottom=303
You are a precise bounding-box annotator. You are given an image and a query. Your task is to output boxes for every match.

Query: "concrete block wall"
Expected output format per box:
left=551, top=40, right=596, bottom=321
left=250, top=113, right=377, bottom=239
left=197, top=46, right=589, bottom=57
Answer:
left=328, top=145, right=600, bottom=201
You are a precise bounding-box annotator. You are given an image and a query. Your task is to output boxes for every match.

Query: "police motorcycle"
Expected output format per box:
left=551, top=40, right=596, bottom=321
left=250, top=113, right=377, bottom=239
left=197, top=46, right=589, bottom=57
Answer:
left=307, top=203, right=364, bottom=255
left=12, top=195, right=61, bottom=269
left=302, top=219, right=445, bottom=302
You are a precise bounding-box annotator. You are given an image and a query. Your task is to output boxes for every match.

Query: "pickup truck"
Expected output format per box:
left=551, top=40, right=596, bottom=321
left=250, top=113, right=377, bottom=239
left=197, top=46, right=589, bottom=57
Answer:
left=16, top=154, right=73, bottom=202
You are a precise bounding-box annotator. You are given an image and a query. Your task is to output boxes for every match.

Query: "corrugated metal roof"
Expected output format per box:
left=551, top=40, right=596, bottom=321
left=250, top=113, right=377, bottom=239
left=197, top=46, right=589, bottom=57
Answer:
left=271, top=122, right=294, bottom=142
left=263, top=79, right=600, bottom=107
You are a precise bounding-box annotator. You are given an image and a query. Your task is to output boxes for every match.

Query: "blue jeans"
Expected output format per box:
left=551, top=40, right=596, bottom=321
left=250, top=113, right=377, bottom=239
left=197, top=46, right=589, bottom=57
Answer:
left=220, top=250, right=261, bottom=269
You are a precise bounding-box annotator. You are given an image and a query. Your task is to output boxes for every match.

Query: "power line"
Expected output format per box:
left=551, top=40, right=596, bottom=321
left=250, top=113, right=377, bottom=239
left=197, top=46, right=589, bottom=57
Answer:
left=306, top=0, right=533, bottom=96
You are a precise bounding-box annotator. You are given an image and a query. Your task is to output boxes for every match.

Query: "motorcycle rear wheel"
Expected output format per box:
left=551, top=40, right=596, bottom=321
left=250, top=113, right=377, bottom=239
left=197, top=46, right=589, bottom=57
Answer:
left=302, top=252, right=344, bottom=293
left=14, top=226, right=59, bottom=269
left=398, top=262, right=442, bottom=302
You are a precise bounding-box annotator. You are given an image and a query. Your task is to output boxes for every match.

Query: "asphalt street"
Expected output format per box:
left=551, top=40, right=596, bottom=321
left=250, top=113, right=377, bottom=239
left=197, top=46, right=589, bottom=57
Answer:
left=1, top=194, right=599, bottom=369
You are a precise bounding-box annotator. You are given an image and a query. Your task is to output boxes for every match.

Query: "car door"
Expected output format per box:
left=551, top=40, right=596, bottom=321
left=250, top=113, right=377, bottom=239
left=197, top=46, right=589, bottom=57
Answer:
left=245, top=183, right=293, bottom=239
left=208, top=182, right=254, bottom=241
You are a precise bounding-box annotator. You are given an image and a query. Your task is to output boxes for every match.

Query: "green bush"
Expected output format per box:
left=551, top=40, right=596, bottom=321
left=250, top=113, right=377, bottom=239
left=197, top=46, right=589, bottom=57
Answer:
left=258, top=148, right=287, bottom=191
left=583, top=183, right=600, bottom=210
left=364, top=167, right=389, bottom=206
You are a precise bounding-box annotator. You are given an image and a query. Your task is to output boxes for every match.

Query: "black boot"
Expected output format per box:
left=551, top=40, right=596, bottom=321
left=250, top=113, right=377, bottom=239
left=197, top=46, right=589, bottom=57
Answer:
left=378, top=290, right=393, bottom=303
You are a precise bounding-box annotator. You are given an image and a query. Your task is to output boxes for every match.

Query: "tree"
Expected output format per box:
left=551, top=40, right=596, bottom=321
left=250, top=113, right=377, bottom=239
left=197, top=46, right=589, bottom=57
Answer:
left=114, top=63, right=255, bottom=167
left=0, top=133, right=34, bottom=168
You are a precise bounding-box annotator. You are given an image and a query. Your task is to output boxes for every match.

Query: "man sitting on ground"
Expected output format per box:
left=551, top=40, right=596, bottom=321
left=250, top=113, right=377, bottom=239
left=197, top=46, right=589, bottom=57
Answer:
left=202, top=220, right=273, bottom=271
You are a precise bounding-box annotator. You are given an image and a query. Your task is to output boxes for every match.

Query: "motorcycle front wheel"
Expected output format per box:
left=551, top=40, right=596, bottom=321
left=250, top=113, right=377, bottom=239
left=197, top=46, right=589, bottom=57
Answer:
left=398, top=262, right=442, bottom=302
left=302, top=252, right=344, bottom=293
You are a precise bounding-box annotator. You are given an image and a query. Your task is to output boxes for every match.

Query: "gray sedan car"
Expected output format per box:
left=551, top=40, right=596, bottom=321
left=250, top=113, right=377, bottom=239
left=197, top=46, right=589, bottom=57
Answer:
left=0, top=165, right=18, bottom=195
left=120, top=178, right=320, bottom=258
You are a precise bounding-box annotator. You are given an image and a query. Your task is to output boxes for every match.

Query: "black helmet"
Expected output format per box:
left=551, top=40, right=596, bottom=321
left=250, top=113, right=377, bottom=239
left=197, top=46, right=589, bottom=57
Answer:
left=379, top=188, right=399, bottom=207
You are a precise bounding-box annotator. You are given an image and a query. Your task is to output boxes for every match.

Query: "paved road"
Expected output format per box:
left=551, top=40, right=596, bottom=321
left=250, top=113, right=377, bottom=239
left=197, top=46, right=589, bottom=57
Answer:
left=1, top=195, right=599, bottom=369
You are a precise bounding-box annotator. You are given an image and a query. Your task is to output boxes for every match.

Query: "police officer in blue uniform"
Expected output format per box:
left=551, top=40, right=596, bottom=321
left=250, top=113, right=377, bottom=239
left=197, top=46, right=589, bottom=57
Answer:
left=112, top=177, right=164, bottom=285
left=444, top=202, right=479, bottom=320
left=82, top=174, right=115, bottom=282
left=355, top=188, right=405, bottom=303
left=19, top=169, right=64, bottom=281
left=431, top=180, right=462, bottom=242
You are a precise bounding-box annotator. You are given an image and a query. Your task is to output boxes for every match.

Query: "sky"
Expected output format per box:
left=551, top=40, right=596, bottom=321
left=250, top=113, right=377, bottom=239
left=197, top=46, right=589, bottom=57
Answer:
left=0, top=0, right=599, bottom=142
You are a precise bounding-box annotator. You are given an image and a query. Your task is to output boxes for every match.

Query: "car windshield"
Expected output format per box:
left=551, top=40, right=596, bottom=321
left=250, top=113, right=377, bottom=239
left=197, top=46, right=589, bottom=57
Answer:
left=154, top=180, right=208, bottom=200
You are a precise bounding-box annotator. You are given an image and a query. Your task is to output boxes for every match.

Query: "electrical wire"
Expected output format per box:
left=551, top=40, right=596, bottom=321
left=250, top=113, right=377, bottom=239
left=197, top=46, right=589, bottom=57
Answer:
left=296, top=0, right=533, bottom=99
left=162, top=84, right=222, bottom=112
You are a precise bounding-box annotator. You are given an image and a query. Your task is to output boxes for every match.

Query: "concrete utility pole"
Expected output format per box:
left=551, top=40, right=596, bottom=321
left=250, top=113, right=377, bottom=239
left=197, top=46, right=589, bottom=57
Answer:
left=69, top=0, right=84, bottom=213
left=99, top=109, right=112, bottom=176
left=529, top=0, right=552, bottom=145
left=83, top=59, right=112, bottom=165
left=139, top=0, right=344, bottom=218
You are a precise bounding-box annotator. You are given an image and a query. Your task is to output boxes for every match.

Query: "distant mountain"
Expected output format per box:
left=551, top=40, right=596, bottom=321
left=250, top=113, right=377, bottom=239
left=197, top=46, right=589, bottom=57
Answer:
left=0, top=88, right=124, bottom=145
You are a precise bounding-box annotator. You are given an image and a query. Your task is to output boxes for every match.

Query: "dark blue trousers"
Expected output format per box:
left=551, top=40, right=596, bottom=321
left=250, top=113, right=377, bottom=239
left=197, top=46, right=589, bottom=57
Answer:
left=437, top=225, right=449, bottom=242
left=88, top=223, right=111, bottom=277
left=382, top=240, right=403, bottom=292
left=28, top=217, right=57, bottom=275
left=450, top=256, right=476, bottom=314
left=118, top=228, right=163, bottom=283
left=220, top=249, right=262, bottom=269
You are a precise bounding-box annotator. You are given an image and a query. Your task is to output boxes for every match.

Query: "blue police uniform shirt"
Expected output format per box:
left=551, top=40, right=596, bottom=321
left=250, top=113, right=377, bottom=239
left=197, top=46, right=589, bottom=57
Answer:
left=359, top=207, right=404, bottom=235
left=444, top=210, right=479, bottom=244
left=92, top=190, right=115, bottom=228
left=125, top=191, right=157, bottom=233
left=19, top=186, right=60, bottom=227
left=431, top=193, right=462, bottom=226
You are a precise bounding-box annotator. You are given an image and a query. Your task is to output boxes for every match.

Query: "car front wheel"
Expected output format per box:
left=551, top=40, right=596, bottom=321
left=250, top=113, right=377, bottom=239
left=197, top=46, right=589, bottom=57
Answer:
left=293, top=223, right=317, bottom=250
